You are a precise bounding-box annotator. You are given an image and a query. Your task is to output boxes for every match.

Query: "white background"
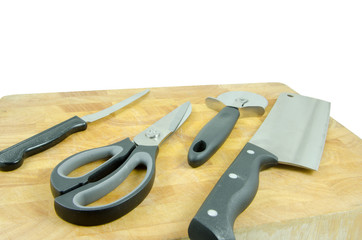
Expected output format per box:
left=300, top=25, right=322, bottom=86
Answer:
left=0, top=1, right=361, bottom=138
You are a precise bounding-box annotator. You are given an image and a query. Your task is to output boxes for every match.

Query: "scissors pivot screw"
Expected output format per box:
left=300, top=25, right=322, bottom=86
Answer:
left=145, top=128, right=160, bottom=139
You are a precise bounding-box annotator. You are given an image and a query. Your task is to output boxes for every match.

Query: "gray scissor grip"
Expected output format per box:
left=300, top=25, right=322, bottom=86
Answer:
left=52, top=143, right=159, bottom=226
left=73, top=149, right=154, bottom=206
left=51, top=138, right=135, bottom=197
left=57, top=145, right=123, bottom=177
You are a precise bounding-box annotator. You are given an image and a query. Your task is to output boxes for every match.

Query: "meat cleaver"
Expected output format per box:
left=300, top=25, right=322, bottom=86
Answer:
left=188, top=93, right=330, bottom=240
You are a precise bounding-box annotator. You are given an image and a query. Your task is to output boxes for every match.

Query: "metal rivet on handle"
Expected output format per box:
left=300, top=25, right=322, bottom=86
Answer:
left=207, top=209, right=218, bottom=217
left=247, top=149, right=255, bottom=154
left=228, top=173, right=238, bottom=179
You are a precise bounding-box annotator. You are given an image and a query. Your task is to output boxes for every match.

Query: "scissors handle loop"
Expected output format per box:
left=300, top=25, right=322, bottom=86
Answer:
left=51, top=138, right=135, bottom=197
left=52, top=138, right=158, bottom=226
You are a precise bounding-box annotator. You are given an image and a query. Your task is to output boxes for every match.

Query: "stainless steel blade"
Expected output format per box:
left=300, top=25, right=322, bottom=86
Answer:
left=167, top=102, right=192, bottom=132
left=133, top=102, right=192, bottom=146
left=81, top=89, right=150, bottom=123
left=250, top=93, right=330, bottom=170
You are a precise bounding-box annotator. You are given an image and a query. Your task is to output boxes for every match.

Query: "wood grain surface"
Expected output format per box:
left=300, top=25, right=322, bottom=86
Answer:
left=0, top=83, right=361, bottom=239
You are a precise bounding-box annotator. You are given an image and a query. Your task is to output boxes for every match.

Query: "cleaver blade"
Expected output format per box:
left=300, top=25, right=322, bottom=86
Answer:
left=188, top=93, right=331, bottom=240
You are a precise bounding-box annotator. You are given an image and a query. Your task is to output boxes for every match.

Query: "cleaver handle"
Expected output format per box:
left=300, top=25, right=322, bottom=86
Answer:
left=0, top=116, right=87, bottom=171
left=188, top=142, right=278, bottom=240
left=188, top=106, right=240, bottom=168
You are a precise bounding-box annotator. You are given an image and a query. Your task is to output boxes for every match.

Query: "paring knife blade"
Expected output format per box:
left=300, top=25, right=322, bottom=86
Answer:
left=188, top=93, right=331, bottom=240
left=0, top=89, right=149, bottom=171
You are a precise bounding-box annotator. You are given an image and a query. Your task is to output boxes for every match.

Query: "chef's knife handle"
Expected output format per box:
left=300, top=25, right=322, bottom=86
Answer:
left=188, top=106, right=240, bottom=168
left=0, top=116, right=87, bottom=171
left=188, top=142, right=278, bottom=240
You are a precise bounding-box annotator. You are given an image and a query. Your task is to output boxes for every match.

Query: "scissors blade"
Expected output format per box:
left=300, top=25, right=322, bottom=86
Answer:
left=133, top=102, right=192, bottom=146
left=166, top=101, right=192, bottom=132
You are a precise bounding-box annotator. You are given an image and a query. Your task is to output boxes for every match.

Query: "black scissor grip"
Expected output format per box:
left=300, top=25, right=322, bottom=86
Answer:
left=51, top=140, right=158, bottom=226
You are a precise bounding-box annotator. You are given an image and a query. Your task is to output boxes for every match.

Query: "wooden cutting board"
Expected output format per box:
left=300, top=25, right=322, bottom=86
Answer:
left=0, top=83, right=361, bottom=240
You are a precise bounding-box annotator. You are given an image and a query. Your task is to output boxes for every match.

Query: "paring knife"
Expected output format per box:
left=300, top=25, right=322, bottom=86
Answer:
left=0, top=89, right=150, bottom=171
left=188, top=93, right=330, bottom=240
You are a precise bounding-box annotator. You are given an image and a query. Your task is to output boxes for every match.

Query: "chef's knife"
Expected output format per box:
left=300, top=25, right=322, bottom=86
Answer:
left=188, top=93, right=330, bottom=240
left=0, top=89, right=149, bottom=171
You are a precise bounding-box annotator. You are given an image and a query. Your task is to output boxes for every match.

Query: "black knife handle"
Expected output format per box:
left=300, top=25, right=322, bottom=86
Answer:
left=188, top=142, right=278, bottom=240
left=188, top=106, right=240, bottom=168
left=0, top=116, right=87, bottom=171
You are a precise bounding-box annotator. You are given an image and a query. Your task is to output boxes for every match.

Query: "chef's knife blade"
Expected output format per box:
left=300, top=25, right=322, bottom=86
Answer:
left=188, top=93, right=330, bottom=240
left=0, top=89, right=149, bottom=171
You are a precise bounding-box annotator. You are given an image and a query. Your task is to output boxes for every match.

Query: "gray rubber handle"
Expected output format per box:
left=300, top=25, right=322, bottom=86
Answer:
left=51, top=138, right=159, bottom=226
left=0, top=116, right=87, bottom=171
left=51, top=138, right=135, bottom=197
left=188, top=106, right=240, bottom=168
left=188, top=142, right=278, bottom=240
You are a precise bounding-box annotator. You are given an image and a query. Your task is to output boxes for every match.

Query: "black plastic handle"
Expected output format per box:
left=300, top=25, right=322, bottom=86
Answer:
left=51, top=138, right=136, bottom=198
left=0, top=116, right=87, bottom=171
left=188, top=142, right=278, bottom=240
left=188, top=106, right=240, bottom=168
left=52, top=140, right=159, bottom=226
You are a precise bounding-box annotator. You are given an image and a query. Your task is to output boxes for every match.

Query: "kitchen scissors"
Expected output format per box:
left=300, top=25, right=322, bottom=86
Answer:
left=50, top=102, right=192, bottom=226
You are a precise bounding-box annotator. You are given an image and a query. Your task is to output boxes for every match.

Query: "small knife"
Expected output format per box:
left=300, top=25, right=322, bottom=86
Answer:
left=188, top=93, right=330, bottom=240
left=0, top=89, right=149, bottom=171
